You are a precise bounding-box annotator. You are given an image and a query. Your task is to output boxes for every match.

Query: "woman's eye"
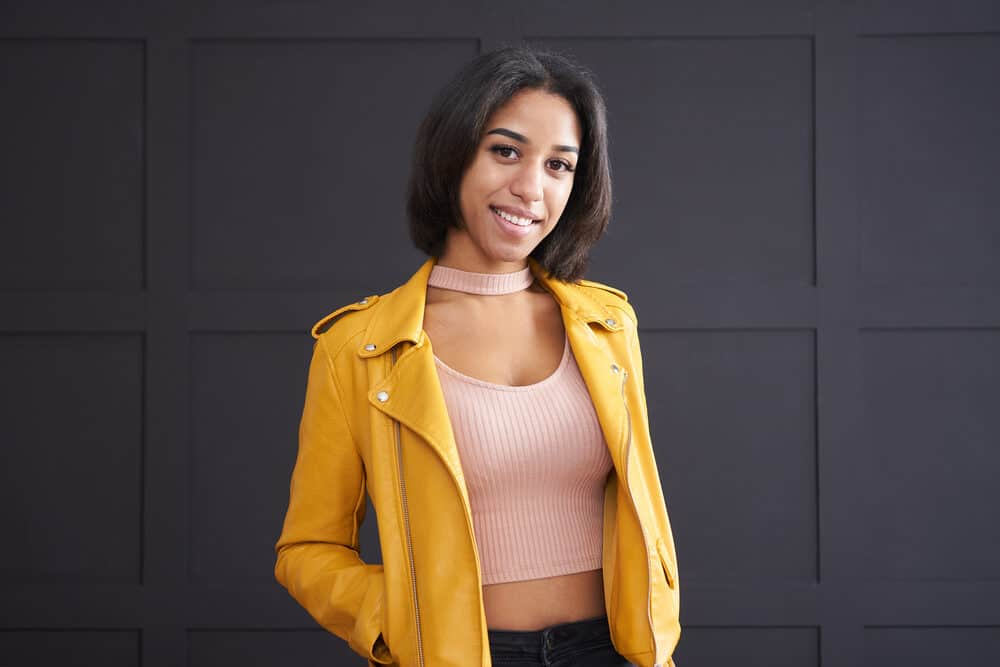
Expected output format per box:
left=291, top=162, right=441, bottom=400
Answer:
left=548, top=159, right=575, bottom=173
left=490, top=144, right=519, bottom=159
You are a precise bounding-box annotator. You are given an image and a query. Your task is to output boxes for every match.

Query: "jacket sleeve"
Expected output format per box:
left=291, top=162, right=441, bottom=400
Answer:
left=274, top=335, right=391, bottom=665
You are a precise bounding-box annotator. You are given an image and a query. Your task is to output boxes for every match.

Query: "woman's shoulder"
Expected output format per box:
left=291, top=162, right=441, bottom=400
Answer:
left=575, top=277, right=629, bottom=303
left=573, top=277, right=637, bottom=326
left=309, top=294, right=381, bottom=341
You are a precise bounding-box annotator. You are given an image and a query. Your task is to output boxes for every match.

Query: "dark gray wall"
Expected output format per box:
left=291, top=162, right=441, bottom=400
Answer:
left=2, top=1, right=998, bottom=665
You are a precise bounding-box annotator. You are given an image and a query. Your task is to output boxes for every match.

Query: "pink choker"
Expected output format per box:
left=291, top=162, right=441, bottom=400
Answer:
left=427, top=262, right=535, bottom=295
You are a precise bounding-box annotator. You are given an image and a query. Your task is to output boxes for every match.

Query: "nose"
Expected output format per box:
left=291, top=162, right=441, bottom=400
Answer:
left=509, top=161, right=544, bottom=203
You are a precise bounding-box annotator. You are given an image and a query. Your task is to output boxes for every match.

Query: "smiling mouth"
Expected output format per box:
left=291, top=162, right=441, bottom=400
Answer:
left=490, top=206, right=539, bottom=227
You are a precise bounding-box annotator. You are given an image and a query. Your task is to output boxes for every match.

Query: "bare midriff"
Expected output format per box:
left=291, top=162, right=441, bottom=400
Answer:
left=483, top=569, right=607, bottom=631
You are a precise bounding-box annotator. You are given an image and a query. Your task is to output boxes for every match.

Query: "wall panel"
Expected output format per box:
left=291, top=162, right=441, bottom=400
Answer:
left=531, top=37, right=815, bottom=295
left=0, top=39, right=144, bottom=290
left=190, top=38, right=478, bottom=291
left=0, top=334, right=143, bottom=582
left=857, top=328, right=1000, bottom=580
left=647, top=329, right=818, bottom=583
left=673, top=626, right=819, bottom=666
left=0, top=629, right=140, bottom=666
left=858, top=34, right=1000, bottom=287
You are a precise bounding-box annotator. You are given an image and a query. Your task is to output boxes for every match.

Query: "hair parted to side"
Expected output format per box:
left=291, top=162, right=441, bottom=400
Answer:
left=406, top=45, right=612, bottom=283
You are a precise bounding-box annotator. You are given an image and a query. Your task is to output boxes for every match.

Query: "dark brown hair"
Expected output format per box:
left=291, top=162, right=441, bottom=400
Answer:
left=406, top=45, right=611, bottom=282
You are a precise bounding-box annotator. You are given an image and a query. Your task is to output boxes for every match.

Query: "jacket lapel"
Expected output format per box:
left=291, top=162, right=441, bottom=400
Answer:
left=359, top=258, right=464, bottom=486
left=562, top=314, right=631, bottom=474
left=535, top=268, right=631, bottom=477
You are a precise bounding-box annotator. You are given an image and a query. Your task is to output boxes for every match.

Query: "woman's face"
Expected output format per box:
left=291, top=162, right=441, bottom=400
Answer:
left=445, top=88, right=582, bottom=272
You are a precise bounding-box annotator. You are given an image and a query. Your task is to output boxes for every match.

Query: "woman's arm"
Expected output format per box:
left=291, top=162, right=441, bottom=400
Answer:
left=274, top=335, right=390, bottom=664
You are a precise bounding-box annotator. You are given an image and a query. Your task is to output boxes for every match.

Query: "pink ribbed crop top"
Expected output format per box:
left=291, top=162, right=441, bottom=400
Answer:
left=433, top=334, right=614, bottom=585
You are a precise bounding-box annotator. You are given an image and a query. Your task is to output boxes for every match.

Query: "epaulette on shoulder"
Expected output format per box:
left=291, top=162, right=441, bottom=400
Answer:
left=310, top=294, right=379, bottom=340
left=577, top=278, right=629, bottom=303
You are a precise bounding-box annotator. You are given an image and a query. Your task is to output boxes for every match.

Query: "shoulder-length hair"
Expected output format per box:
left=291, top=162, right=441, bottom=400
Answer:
left=406, top=45, right=611, bottom=282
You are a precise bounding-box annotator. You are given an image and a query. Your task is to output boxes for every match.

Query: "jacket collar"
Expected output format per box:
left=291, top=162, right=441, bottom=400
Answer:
left=358, top=256, right=623, bottom=358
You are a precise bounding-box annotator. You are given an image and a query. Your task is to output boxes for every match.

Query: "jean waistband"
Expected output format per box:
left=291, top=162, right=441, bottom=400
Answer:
left=488, top=615, right=611, bottom=655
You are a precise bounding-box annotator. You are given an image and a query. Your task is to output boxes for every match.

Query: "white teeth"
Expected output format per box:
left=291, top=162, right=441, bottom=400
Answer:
left=492, top=207, right=534, bottom=226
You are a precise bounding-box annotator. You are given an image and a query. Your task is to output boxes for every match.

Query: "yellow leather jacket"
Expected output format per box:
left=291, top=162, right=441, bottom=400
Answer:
left=274, top=256, right=680, bottom=667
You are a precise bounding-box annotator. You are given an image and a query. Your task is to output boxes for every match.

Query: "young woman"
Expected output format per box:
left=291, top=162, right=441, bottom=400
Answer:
left=275, top=46, right=680, bottom=667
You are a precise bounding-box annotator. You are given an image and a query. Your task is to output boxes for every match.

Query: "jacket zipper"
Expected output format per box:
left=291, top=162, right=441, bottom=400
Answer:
left=619, top=367, right=658, bottom=662
left=391, top=347, right=425, bottom=667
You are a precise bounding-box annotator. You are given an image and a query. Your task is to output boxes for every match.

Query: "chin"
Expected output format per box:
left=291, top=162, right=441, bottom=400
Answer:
left=495, top=237, right=543, bottom=258
left=486, top=248, right=531, bottom=264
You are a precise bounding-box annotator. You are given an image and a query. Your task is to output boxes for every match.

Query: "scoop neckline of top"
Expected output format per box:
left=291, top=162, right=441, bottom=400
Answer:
left=432, top=334, right=571, bottom=392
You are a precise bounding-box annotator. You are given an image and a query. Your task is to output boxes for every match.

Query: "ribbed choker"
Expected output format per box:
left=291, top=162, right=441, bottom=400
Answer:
left=427, top=263, right=534, bottom=295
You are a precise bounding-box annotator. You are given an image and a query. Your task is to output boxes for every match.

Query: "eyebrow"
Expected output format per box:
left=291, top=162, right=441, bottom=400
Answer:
left=486, top=127, right=579, bottom=154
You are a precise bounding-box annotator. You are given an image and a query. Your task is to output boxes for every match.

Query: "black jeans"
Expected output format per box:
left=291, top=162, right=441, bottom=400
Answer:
left=488, top=615, right=634, bottom=666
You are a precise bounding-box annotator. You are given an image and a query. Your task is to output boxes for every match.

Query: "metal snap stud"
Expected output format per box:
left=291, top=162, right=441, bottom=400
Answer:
left=610, top=363, right=620, bottom=374
left=376, top=390, right=389, bottom=403
left=359, top=297, right=369, bottom=305
left=605, top=318, right=617, bottom=327
left=364, top=343, right=376, bottom=352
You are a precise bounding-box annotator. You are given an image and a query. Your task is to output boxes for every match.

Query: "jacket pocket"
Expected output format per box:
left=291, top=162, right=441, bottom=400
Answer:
left=368, top=633, right=393, bottom=665
left=656, top=538, right=676, bottom=590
